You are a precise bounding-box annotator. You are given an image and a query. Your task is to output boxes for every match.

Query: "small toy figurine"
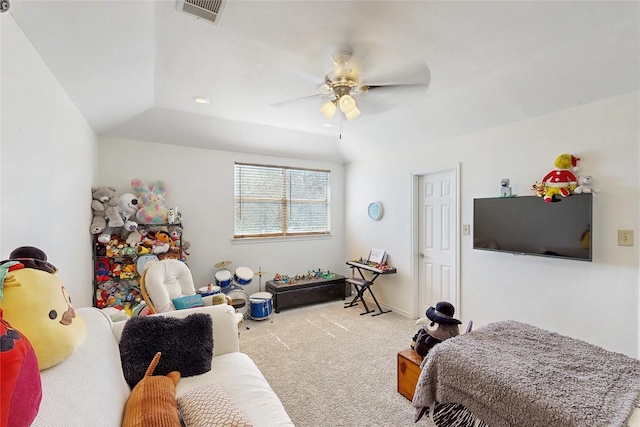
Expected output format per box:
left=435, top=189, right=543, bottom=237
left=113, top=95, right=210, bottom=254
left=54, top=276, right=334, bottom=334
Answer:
left=411, top=301, right=461, bottom=357
left=500, top=179, right=512, bottom=197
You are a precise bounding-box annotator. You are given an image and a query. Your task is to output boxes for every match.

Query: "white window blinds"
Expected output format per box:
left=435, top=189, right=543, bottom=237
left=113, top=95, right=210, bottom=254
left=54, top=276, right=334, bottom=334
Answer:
left=234, top=163, right=331, bottom=238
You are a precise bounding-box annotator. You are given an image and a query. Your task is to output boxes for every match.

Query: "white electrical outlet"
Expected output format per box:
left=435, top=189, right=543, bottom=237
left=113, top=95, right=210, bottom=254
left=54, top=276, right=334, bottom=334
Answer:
left=618, top=230, right=634, bottom=246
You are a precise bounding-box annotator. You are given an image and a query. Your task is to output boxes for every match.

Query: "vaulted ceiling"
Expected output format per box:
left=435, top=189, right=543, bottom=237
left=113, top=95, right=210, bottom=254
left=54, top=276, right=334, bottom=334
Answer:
left=8, top=1, right=639, bottom=163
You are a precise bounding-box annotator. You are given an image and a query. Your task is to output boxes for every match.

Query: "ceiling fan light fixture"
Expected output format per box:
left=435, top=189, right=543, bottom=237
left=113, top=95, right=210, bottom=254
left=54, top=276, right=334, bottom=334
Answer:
left=320, top=100, right=337, bottom=120
left=338, top=94, right=357, bottom=113
left=344, top=105, right=361, bottom=121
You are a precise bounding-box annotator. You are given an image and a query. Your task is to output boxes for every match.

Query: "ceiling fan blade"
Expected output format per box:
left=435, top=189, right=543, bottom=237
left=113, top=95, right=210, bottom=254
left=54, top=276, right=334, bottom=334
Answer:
left=354, top=96, right=396, bottom=115
left=271, top=94, right=324, bottom=108
left=362, top=58, right=431, bottom=88
left=361, top=83, right=429, bottom=97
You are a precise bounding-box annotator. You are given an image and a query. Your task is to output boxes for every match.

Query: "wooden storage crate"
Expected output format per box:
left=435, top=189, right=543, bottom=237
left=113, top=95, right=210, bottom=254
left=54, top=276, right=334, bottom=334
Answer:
left=397, top=348, right=423, bottom=401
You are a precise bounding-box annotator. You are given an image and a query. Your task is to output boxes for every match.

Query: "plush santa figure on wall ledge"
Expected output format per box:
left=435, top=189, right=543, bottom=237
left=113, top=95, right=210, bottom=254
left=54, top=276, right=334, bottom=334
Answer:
left=541, top=153, right=580, bottom=203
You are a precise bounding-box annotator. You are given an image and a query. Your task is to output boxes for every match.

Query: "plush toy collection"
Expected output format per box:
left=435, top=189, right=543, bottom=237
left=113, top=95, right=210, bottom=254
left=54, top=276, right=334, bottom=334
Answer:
left=90, top=179, right=189, bottom=317
left=95, top=223, right=186, bottom=314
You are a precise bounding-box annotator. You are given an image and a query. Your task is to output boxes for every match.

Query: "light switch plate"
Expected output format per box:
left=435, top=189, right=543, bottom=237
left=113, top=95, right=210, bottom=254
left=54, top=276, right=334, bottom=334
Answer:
left=618, top=230, right=634, bottom=246
left=462, top=224, right=470, bottom=235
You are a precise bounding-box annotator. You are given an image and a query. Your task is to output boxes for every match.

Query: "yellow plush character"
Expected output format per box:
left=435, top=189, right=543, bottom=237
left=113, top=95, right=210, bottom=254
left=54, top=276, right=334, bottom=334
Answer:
left=0, top=247, right=86, bottom=370
left=541, top=154, right=580, bottom=203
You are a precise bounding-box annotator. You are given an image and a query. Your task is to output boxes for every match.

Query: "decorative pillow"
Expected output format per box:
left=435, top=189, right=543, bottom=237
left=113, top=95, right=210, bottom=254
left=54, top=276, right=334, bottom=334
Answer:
left=122, top=352, right=181, bottom=427
left=172, top=294, right=203, bottom=310
left=0, top=262, right=86, bottom=370
left=119, top=313, right=213, bottom=389
left=0, top=309, right=42, bottom=427
left=177, top=384, right=253, bottom=427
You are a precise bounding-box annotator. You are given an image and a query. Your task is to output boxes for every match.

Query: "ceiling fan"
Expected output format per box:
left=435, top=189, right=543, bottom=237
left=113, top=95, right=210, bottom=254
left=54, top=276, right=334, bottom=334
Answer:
left=273, top=49, right=431, bottom=122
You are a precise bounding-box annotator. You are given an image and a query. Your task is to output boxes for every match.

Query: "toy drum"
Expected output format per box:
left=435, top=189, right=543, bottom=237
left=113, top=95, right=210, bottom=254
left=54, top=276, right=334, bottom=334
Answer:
left=234, top=267, right=254, bottom=286
left=198, top=285, right=221, bottom=297
left=215, top=269, right=232, bottom=289
left=226, top=288, right=249, bottom=318
left=249, top=292, right=273, bottom=320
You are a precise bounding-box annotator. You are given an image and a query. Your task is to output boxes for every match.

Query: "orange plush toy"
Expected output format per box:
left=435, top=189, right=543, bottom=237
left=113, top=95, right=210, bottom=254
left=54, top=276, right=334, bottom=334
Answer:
left=122, top=352, right=181, bottom=427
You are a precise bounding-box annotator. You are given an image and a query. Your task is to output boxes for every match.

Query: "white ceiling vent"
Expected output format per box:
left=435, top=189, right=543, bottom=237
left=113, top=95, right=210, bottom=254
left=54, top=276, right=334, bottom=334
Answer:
left=177, top=0, right=226, bottom=25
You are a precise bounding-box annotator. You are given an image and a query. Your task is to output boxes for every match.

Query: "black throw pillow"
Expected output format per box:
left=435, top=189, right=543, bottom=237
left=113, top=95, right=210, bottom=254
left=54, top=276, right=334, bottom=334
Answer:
left=119, top=313, right=213, bottom=389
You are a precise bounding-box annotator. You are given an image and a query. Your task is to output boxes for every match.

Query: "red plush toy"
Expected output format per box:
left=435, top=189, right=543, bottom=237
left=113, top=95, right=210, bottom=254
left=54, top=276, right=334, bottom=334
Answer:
left=0, top=306, right=42, bottom=427
left=541, top=153, right=580, bottom=202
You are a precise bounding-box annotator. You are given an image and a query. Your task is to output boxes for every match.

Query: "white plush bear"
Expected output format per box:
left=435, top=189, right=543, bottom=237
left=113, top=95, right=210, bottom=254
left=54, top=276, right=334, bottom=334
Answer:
left=108, top=193, right=139, bottom=231
left=574, top=176, right=599, bottom=195
left=98, top=193, right=140, bottom=243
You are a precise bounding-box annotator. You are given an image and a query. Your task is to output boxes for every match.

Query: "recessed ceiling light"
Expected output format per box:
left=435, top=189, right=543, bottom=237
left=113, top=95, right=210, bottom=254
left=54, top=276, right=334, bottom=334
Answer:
left=193, top=97, right=210, bottom=104
left=322, top=123, right=333, bottom=128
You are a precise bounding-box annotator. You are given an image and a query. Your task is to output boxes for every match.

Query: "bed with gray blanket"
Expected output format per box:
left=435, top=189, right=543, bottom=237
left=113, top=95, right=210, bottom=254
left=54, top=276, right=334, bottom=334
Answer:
left=412, top=320, right=640, bottom=427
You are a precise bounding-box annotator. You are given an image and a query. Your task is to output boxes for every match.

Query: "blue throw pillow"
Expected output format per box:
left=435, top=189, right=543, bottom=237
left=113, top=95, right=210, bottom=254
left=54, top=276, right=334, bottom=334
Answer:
left=172, top=294, right=203, bottom=310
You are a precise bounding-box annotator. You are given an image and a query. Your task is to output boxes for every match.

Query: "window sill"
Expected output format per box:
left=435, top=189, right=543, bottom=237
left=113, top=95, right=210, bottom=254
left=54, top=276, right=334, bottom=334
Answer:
left=231, top=234, right=332, bottom=244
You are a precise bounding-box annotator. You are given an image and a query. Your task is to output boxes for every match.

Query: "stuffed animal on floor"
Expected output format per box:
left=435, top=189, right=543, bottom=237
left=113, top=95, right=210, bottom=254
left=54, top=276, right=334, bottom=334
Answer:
left=411, top=301, right=461, bottom=357
left=0, top=246, right=86, bottom=370
left=540, top=154, right=580, bottom=202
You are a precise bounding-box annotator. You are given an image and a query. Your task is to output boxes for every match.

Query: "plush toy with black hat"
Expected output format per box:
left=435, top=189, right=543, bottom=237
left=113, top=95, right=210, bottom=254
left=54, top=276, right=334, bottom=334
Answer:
left=411, top=301, right=461, bottom=357
left=0, top=246, right=85, bottom=370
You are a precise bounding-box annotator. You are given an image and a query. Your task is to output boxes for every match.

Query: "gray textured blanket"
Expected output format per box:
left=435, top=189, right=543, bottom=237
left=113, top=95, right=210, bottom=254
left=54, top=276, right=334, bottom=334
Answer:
left=412, top=320, right=640, bottom=427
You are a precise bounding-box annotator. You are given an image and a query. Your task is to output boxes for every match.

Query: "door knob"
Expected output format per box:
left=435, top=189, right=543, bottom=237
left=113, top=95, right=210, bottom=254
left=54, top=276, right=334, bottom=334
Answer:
left=419, top=253, right=424, bottom=258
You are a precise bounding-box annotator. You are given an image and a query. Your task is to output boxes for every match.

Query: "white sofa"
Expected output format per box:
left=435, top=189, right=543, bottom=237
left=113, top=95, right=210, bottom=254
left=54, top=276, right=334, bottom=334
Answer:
left=32, top=304, right=294, bottom=427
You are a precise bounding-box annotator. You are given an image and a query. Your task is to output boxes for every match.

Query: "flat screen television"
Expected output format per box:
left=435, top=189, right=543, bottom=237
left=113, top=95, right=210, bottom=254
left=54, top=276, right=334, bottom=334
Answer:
left=473, top=194, right=592, bottom=261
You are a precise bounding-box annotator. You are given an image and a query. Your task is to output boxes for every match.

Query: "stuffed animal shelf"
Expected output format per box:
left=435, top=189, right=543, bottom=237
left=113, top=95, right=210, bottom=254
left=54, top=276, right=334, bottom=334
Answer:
left=0, top=247, right=86, bottom=370
left=540, top=153, right=580, bottom=202
left=411, top=301, right=461, bottom=357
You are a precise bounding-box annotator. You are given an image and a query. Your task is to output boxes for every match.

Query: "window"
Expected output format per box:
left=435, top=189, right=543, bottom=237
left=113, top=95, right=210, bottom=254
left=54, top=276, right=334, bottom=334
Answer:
left=234, top=163, right=331, bottom=238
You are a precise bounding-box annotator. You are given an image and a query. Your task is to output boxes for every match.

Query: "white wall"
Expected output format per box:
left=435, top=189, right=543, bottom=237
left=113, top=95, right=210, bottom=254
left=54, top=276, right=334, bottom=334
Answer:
left=345, top=92, right=639, bottom=357
left=1, top=14, right=97, bottom=307
left=97, top=137, right=346, bottom=297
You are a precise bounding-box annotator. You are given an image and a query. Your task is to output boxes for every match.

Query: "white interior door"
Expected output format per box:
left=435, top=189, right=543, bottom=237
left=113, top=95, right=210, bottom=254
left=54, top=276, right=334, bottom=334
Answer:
left=418, top=170, right=459, bottom=314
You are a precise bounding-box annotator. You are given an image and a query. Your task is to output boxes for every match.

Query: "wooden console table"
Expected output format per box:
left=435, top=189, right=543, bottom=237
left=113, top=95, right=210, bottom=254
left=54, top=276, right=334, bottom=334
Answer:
left=265, top=275, right=346, bottom=313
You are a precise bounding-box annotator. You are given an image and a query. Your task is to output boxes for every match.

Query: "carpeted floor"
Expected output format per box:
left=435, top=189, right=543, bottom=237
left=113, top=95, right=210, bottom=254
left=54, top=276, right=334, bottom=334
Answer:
left=238, top=299, right=423, bottom=427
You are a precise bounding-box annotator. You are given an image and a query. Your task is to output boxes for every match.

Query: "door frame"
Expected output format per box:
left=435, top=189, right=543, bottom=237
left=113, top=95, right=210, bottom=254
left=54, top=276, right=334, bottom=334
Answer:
left=410, top=163, right=461, bottom=319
